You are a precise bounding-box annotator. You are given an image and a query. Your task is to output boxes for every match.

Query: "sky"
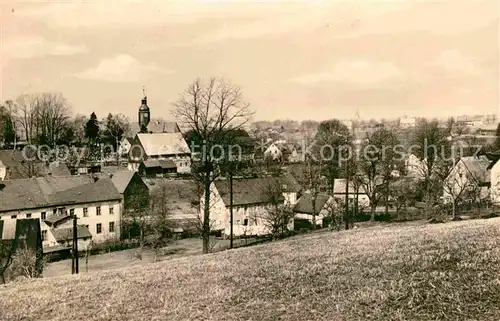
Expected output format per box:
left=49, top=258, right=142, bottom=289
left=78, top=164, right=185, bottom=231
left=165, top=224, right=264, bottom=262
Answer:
left=0, top=0, right=499, bottom=122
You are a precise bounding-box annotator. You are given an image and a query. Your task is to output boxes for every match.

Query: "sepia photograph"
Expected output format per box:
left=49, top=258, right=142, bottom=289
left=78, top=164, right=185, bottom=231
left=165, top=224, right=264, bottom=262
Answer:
left=0, top=0, right=499, bottom=320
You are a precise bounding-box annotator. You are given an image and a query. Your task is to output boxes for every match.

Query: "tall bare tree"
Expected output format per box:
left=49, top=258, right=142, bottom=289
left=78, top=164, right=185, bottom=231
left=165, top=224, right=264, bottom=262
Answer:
left=173, top=77, right=253, bottom=254
left=412, top=119, right=452, bottom=218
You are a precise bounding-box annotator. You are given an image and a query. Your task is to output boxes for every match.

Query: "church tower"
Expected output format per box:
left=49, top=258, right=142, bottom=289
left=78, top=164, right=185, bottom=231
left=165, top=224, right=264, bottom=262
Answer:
left=138, top=88, right=150, bottom=133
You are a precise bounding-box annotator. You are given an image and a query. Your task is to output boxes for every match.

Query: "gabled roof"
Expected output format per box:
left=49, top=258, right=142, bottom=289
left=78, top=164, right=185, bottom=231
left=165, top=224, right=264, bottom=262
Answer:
left=293, top=194, right=333, bottom=214
left=0, top=150, right=46, bottom=179
left=214, top=173, right=301, bottom=207
left=0, top=176, right=121, bottom=212
left=111, top=170, right=136, bottom=193
left=460, top=156, right=491, bottom=184
left=136, top=133, right=191, bottom=156
left=48, top=162, right=71, bottom=177
left=51, top=226, right=92, bottom=242
left=48, top=179, right=122, bottom=205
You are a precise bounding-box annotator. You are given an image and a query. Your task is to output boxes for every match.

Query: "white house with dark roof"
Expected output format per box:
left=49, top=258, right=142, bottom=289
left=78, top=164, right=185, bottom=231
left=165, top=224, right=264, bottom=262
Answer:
left=128, top=132, right=191, bottom=173
left=293, top=193, right=336, bottom=227
left=442, top=156, right=491, bottom=204
left=203, top=173, right=301, bottom=237
left=0, top=176, right=122, bottom=251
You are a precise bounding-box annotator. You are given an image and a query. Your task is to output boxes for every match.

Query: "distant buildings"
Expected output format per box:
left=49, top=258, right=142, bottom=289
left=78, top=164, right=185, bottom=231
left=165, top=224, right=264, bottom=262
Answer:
left=399, top=116, right=417, bottom=128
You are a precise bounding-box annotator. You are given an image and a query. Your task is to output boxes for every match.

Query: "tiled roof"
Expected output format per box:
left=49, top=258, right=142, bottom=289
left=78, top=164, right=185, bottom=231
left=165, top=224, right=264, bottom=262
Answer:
left=0, top=176, right=121, bottom=212
left=44, top=214, right=71, bottom=225
left=293, top=194, right=333, bottom=214
left=110, top=170, right=136, bottom=193
left=51, top=226, right=92, bottom=242
left=214, top=173, right=301, bottom=207
left=48, top=179, right=122, bottom=206
left=137, top=133, right=191, bottom=156
left=48, top=162, right=71, bottom=176
left=0, top=150, right=47, bottom=179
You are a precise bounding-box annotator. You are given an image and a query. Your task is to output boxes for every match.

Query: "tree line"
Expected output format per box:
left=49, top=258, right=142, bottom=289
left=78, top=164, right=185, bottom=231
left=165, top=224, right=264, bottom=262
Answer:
left=0, top=93, right=130, bottom=151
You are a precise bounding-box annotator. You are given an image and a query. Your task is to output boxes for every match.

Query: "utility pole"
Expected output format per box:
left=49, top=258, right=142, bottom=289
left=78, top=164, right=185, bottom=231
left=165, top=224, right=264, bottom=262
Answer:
left=72, top=213, right=79, bottom=274
left=229, top=171, right=234, bottom=249
left=344, top=158, right=350, bottom=231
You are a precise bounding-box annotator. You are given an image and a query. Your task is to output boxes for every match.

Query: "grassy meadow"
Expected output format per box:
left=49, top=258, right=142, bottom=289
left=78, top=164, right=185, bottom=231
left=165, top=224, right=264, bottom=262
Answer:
left=1, top=218, right=500, bottom=321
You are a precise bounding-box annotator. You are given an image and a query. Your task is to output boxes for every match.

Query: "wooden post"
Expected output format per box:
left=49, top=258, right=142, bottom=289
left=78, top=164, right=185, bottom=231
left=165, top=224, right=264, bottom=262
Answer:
left=229, top=171, right=234, bottom=249
left=72, top=214, right=79, bottom=274
left=344, top=162, right=350, bottom=231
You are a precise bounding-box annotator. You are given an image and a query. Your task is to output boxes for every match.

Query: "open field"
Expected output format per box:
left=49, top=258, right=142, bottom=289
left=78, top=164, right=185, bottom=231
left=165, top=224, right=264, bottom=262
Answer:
left=43, top=237, right=261, bottom=278
left=2, top=218, right=500, bottom=321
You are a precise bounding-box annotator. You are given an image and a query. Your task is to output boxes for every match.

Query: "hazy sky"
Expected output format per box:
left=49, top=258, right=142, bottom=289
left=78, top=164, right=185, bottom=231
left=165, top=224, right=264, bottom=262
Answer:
left=0, top=0, right=499, bottom=122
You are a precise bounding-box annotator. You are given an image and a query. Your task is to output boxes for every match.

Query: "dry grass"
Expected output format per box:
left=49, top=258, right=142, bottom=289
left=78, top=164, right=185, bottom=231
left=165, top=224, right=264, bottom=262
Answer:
left=2, top=219, right=500, bottom=321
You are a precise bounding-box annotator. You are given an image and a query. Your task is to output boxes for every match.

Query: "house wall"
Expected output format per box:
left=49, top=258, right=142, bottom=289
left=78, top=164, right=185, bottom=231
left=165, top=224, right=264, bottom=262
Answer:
left=200, top=183, right=296, bottom=237
left=490, top=161, right=500, bottom=205
left=333, top=193, right=370, bottom=209
left=264, top=144, right=282, bottom=160
left=405, top=154, right=426, bottom=179
left=0, top=163, right=6, bottom=181
left=0, top=200, right=121, bottom=248
left=118, top=139, right=132, bottom=155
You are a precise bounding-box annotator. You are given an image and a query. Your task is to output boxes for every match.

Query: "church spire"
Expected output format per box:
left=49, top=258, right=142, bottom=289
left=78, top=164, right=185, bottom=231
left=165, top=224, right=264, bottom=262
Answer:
left=138, top=87, right=150, bottom=133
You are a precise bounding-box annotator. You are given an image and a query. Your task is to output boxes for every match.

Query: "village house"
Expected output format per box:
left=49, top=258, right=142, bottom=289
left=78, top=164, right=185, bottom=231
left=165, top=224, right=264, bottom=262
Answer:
left=118, top=137, right=133, bottom=156
left=293, top=193, right=336, bottom=228
left=128, top=132, right=192, bottom=173
left=443, top=156, right=491, bottom=205
left=126, top=94, right=191, bottom=174
left=203, top=173, right=302, bottom=237
left=0, top=176, right=122, bottom=253
left=486, top=152, right=500, bottom=206
left=333, top=178, right=370, bottom=209
left=138, top=159, right=177, bottom=177
left=404, top=153, right=427, bottom=179
left=107, top=170, right=149, bottom=215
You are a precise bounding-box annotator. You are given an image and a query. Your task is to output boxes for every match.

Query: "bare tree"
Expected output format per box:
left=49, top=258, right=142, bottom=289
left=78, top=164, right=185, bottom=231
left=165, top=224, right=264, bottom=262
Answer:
left=260, top=181, right=294, bottom=239
left=15, top=93, right=70, bottom=146
left=148, top=182, right=174, bottom=261
left=412, top=119, right=452, bottom=218
left=9, top=248, right=47, bottom=280
left=389, top=179, right=415, bottom=221
left=172, top=77, right=253, bottom=254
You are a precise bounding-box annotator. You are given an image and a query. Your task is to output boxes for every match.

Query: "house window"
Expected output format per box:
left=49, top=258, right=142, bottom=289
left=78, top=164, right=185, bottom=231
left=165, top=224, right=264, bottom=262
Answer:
left=53, top=208, right=57, bottom=214
left=41, top=212, right=46, bottom=220
left=26, top=213, right=32, bottom=218
left=11, top=215, right=17, bottom=219
left=109, top=222, right=115, bottom=233
left=96, top=206, right=101, bottom=216
left=96, top=223, right=102, bottom=234
left=243, top=219, right=248, bottom=226
left=41, top=230, right=47, bottom=241
left=83, top=208, right=88, bottom=217
left=70, top=209, right=74, bottom=216
left=109, top=206, right=114, bottom=215
left=58, top=208, right=64, bottom=215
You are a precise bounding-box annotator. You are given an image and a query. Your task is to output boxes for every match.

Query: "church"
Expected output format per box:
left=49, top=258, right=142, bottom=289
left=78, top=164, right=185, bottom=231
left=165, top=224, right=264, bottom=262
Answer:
left=126, top=93, right=192, bottom=175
